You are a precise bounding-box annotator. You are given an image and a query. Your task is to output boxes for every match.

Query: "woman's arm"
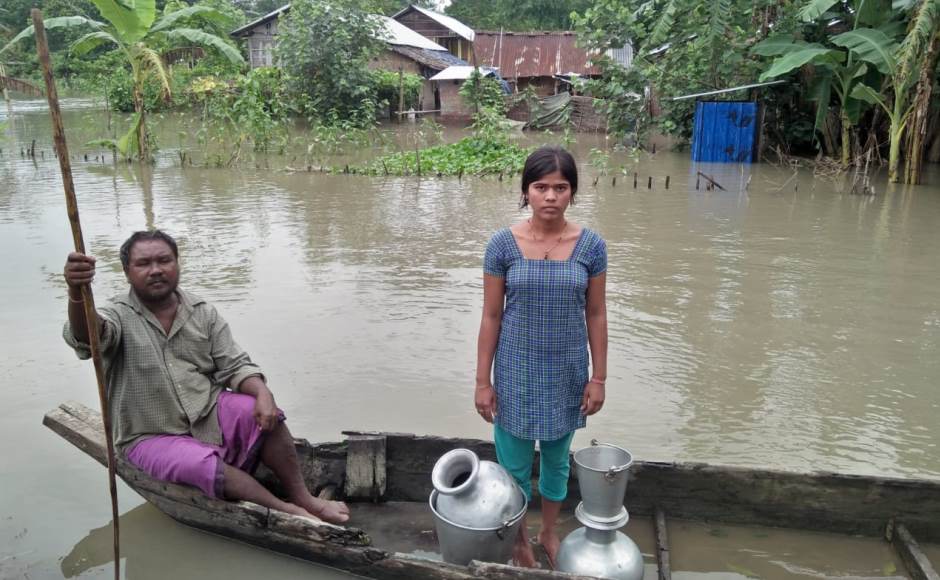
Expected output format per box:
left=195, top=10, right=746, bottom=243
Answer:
left=475, top=274, right=505, bottom=423
left=582, top=272, right=608, bottom=415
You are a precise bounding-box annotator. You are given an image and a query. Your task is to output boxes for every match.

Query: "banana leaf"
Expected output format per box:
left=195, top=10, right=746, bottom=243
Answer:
left=70, top=31, right=120, bottom=56
left=831, top=28, right=899, bottom=75
left=759, top=47, right=843, bottom=81
left=0, top=16, right=103, bottom=56
left=800, top=0, right=841, bottom=21
left=150, top=5, right=231, bottom=34
left=159, top=28, right=243, bottom=64
left=90, top=0, right=156, bottom=44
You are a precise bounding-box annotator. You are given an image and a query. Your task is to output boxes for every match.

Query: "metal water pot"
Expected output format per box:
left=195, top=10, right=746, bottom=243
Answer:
left=556, top=506, right=645, bottom=580
left=429, top=448, right=527, bottom=565
left=431, top=448, right=525, bottom=528
left=556, top=526, right=645, bottom=580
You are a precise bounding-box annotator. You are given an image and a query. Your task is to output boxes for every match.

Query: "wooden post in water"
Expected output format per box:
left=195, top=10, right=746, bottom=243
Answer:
left=31, top=10, right=121, bottom=580
left=397, top=67, right=404, bottom=124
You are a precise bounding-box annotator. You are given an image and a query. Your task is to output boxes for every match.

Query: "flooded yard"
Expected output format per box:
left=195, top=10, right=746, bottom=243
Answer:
left=1, top=99, right=938, bottom=578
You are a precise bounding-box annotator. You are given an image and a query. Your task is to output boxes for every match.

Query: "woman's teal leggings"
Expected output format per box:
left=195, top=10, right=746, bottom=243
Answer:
left=493, top=424, right=575, bottom=502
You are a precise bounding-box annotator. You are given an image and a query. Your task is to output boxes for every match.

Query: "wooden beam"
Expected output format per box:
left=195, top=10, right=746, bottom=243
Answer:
left=345, top=434, right=387, bottom=501
left=468, top=560, right=601, bottom=579
left=891, top=523, right=940, bottom=580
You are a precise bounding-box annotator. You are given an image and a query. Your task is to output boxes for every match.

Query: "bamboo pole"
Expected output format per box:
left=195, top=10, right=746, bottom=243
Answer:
left=31, top=10, right=121, bottom=580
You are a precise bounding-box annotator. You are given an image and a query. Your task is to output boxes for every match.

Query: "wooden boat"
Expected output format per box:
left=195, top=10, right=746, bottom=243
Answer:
left=45, top=401, right=940, bottom=580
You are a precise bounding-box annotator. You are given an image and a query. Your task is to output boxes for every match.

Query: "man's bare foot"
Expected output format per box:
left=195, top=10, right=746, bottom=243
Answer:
left=293, top=492, right=350, bottom=524
left=537, top=529, right=560, bottom=569
left=281, top=502, right=323, bottom=522
left=512, top=540, right=538, bottom=568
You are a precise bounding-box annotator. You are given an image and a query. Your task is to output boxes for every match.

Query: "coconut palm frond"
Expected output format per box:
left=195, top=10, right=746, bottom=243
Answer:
left=706, top=0, right=732, bottom=47
left=648, top=0, right=679, bottom=46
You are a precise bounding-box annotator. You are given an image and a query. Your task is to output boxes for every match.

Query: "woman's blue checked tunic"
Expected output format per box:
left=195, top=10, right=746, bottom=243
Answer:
left=484, top=227, right=607, bottom=441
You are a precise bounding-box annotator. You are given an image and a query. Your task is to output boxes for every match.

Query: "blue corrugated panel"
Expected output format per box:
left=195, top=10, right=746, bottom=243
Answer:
left=691, top=101, right=760, bottom=163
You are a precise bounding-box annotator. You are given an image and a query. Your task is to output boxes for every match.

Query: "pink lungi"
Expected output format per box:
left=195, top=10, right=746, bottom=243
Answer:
left=125, top=392, right=284, bottom=498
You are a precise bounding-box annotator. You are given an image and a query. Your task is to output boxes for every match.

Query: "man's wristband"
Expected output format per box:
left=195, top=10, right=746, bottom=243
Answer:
left=588, top=377, right=606, bottom=386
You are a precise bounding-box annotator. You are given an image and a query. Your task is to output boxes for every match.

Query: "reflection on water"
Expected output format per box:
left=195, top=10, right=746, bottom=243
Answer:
left=2, top=100, right=939, bottom=578
left=61, top=504, right=353, bottom=580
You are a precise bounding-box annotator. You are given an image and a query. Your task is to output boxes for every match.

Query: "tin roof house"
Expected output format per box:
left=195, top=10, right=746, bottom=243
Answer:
left=473, top=31, right=632, bottom=96
left=230, top=6, right=469, bottom=112
left=392, top=5, right=475, bottom=62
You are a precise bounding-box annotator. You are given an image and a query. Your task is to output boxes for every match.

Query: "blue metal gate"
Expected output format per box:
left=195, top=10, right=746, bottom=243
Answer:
left=691, top=101, right=760, bottom=163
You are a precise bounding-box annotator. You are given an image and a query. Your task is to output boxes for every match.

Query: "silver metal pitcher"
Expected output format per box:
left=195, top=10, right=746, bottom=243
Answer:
left=429, top=448, right=527, bottom=565
left=574, top=440, right=633, bottom=520
left=556, top=526, right=645, bottom=580
left=556, top=505, right=645, bottom=580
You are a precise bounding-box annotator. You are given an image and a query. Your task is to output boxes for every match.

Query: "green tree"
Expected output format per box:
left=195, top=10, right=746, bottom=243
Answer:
left=848, top=0, right=940, bottom=182
left=753, top=0, right=939, bottom=180
left=275, top=0, right=384, bottom=126
left=752, top=0, right=902, bottom=166
left=575, top=0, right=801, bottom=144
left=446, top=0, right=592, bottom=31
left=2, top=0, right=243, bottom=160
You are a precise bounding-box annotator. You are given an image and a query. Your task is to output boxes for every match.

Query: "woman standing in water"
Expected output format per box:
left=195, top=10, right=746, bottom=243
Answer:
left=475, top=145, right=608, bottom=568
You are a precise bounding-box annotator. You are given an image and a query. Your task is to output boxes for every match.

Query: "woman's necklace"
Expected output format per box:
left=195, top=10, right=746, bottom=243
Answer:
left=528, top=219, right=568, bottom=260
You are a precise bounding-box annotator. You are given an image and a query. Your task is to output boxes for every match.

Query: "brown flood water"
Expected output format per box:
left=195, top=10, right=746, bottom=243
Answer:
left=1, top=99, right=938, bottom=579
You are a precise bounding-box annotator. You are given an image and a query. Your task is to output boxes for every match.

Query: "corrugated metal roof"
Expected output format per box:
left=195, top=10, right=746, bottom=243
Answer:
left=389, top=45, right=468, bottom=71
left=231, top=4, right=289, bottom=37
left=605, top=45, right=633, bottom=69
left=474, top=31, right=602, bottom=79
left=230, top=6, right=447, bottom=52
left=429, top=66, right=496, bottom=81
left=393, top=5, right=475, bottom=42
left=379, top=15, right=447, bottom=51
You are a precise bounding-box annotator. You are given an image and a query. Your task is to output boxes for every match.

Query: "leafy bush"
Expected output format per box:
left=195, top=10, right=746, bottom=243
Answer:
left=106, top=72, right=177, bottom=113
left=202, top=67, right=291, bottom=152
left=357, top=137, right=530, bottom=176
left=276, top=0, right=385, bottom=126
left=458, top=69, right=507, bottom=114
left=372, top=69, right=423, bottom=116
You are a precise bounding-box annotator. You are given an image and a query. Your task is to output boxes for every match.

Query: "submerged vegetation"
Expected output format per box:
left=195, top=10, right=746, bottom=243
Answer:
left=2, top=0, right=938, bottom=183
left=356, top=69, right=529, bottom=176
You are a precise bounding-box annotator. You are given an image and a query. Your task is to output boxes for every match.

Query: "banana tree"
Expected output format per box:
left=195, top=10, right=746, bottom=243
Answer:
left=1, top=0, right=243, bottom=161
left=848, top=0, right=940, bottom=182
left=752, top=0, right=897, bottom=166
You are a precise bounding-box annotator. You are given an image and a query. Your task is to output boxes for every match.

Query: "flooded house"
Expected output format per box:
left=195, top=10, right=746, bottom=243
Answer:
left=230, top=6, right=469, bottom=113
left=428, top=66, right=502, bottom=120
left=391, top=4, right=475, bottom=63
left=472, top=31, right=627, bottom=96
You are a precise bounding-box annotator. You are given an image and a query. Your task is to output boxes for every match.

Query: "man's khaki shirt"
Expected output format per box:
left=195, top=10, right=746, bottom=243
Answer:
left=64, top=288, right=264, bottom=451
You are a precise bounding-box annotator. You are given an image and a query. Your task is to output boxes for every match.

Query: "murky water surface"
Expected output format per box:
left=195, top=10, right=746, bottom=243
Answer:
left=1, top=100, right=939, bottom=578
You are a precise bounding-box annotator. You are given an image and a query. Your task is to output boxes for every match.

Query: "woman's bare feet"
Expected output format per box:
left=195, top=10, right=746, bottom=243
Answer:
left=512, top=527, right=539, bottom=568
left=293, top=491, right=350, bottom=524
left=537, top=529, right=560, bottom=569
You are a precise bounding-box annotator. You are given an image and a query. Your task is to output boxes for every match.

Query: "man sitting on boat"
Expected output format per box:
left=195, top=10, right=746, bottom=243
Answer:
left=62, top=229, right=349, bottom=524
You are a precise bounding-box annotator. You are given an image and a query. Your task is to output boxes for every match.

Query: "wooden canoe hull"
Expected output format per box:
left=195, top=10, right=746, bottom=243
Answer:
left=44, top=401, right=940, bottom=580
